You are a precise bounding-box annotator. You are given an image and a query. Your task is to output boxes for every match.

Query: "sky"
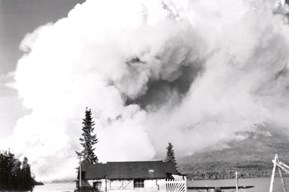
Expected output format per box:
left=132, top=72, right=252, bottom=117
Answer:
left=0, top=0, right=289, bottom=182
left=0, top=0, right=85, bottom=139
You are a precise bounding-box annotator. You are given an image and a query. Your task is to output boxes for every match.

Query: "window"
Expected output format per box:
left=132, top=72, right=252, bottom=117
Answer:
left=93, top=181, right=102, bottom=190
left=134, top=179, right=144, bottom=188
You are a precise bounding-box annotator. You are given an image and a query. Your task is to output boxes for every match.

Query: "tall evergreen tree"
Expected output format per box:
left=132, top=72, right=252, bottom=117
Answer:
left=164, top=142, right=176, bottom=166
left=77, top=108, right=98, bottom=164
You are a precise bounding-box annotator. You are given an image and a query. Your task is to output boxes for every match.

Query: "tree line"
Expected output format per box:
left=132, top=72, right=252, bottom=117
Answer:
left=185, top=168, right=275, bottom=180
left=179, top=161, right=276, bottom=180
left=0, top=150, right=34, bottom=191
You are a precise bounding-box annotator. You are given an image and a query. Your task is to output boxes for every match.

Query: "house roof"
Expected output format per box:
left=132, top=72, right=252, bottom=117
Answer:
left=82, top=162, right=107, bottom=180
left=81, top=161, right=182, bottom=180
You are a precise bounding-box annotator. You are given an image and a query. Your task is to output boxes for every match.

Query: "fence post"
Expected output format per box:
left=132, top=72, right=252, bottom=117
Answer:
left=269, top=154, right=278, bottom=192
left=235, top=171, right=239, bottom=192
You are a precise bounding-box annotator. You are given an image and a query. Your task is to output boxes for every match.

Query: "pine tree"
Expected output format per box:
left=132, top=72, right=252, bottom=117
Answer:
left=164, top=142, right=176, bottom=167
left=77, top=108, right=98, bottom=164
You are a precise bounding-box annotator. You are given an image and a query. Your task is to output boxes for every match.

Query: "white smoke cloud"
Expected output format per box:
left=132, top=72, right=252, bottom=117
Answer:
left=3, top=0, right=289, bottom=181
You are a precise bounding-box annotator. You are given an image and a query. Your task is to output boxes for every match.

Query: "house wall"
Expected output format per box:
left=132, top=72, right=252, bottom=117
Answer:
left=80, top=180, right=93, bottom=188
left=87, top=179, right=106, bottom=191
left=86, top=176, right=187, bottom=192
left=87, top=179, right=167, bottom=192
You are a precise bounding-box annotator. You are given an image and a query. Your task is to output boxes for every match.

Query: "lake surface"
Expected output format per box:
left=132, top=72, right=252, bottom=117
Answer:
left=188, top=177, right=289, bottom=192
left=34, top=182, right=76, bottom=192
left=33, top=177, right=289, bottom=192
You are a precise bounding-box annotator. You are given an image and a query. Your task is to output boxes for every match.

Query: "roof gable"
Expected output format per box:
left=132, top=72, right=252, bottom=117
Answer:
left=82, top=162, right=107, bottom=179
left=107, top=161, right=166, bottom=179
left=81, top=161, right=181, bottom=180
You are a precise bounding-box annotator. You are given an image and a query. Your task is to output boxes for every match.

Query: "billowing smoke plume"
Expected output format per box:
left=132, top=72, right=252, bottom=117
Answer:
left=3, top=0, right=289, bottom=181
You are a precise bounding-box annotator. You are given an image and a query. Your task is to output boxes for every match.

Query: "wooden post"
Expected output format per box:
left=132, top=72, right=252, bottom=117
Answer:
left=235, top=171, right=239, bottom=192
left=269, top=154, right=278, bottom=192
left=278, top=166, right=288, bottom=192
left=185, top=176, right=187, bottom=192
left=105, top=176, right=107, bottom=192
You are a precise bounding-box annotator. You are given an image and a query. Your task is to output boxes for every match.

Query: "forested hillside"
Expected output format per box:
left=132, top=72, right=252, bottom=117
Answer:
left=178, top=128, right=289, bottom=180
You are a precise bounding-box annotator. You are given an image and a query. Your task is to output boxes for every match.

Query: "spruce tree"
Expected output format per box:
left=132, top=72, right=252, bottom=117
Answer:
left=164, top=142, right=176, bottom=167
left=77, top=108, right=98, bottom=164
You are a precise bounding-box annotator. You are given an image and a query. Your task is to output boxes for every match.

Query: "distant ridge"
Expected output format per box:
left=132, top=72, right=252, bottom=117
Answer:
left=178, top=126, right=289, bottom=180
left=50, top=179, right=75, bottom=183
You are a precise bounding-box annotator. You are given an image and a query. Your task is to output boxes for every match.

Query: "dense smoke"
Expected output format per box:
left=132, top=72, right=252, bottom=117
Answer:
left=3, top=0, right=289, bottom=181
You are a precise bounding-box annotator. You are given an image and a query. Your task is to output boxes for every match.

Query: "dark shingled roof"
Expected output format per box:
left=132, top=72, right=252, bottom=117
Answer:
left=81, top=161, right=182, bottom=180
left=82, top=162, right=107, bottom=180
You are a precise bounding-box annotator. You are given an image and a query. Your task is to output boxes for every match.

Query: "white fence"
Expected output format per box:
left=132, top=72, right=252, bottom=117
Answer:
left=166, top=179, right=187, bottom=192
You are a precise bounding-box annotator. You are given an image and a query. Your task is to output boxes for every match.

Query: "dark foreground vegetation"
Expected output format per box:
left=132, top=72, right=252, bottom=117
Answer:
left=0, top=150, right=35, bottom=191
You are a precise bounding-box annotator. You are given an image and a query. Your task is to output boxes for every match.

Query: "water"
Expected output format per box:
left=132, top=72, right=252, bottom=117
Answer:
left=33, top=178, right=289, bottom=192
left=34, top=182, right=75, bottom=192
left=188, top=177, right=289, bottom=192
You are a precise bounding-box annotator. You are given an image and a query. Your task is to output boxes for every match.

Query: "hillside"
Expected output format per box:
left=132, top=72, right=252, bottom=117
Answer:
left=178, top=127, right=289, bottom=180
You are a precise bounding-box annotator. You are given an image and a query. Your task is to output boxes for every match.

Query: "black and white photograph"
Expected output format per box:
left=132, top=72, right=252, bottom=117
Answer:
left=1, top=0, right=289, bottom=192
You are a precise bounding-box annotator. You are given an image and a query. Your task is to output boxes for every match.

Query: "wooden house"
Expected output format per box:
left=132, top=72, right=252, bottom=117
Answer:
left=77, top=161, right=187, bottom=192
